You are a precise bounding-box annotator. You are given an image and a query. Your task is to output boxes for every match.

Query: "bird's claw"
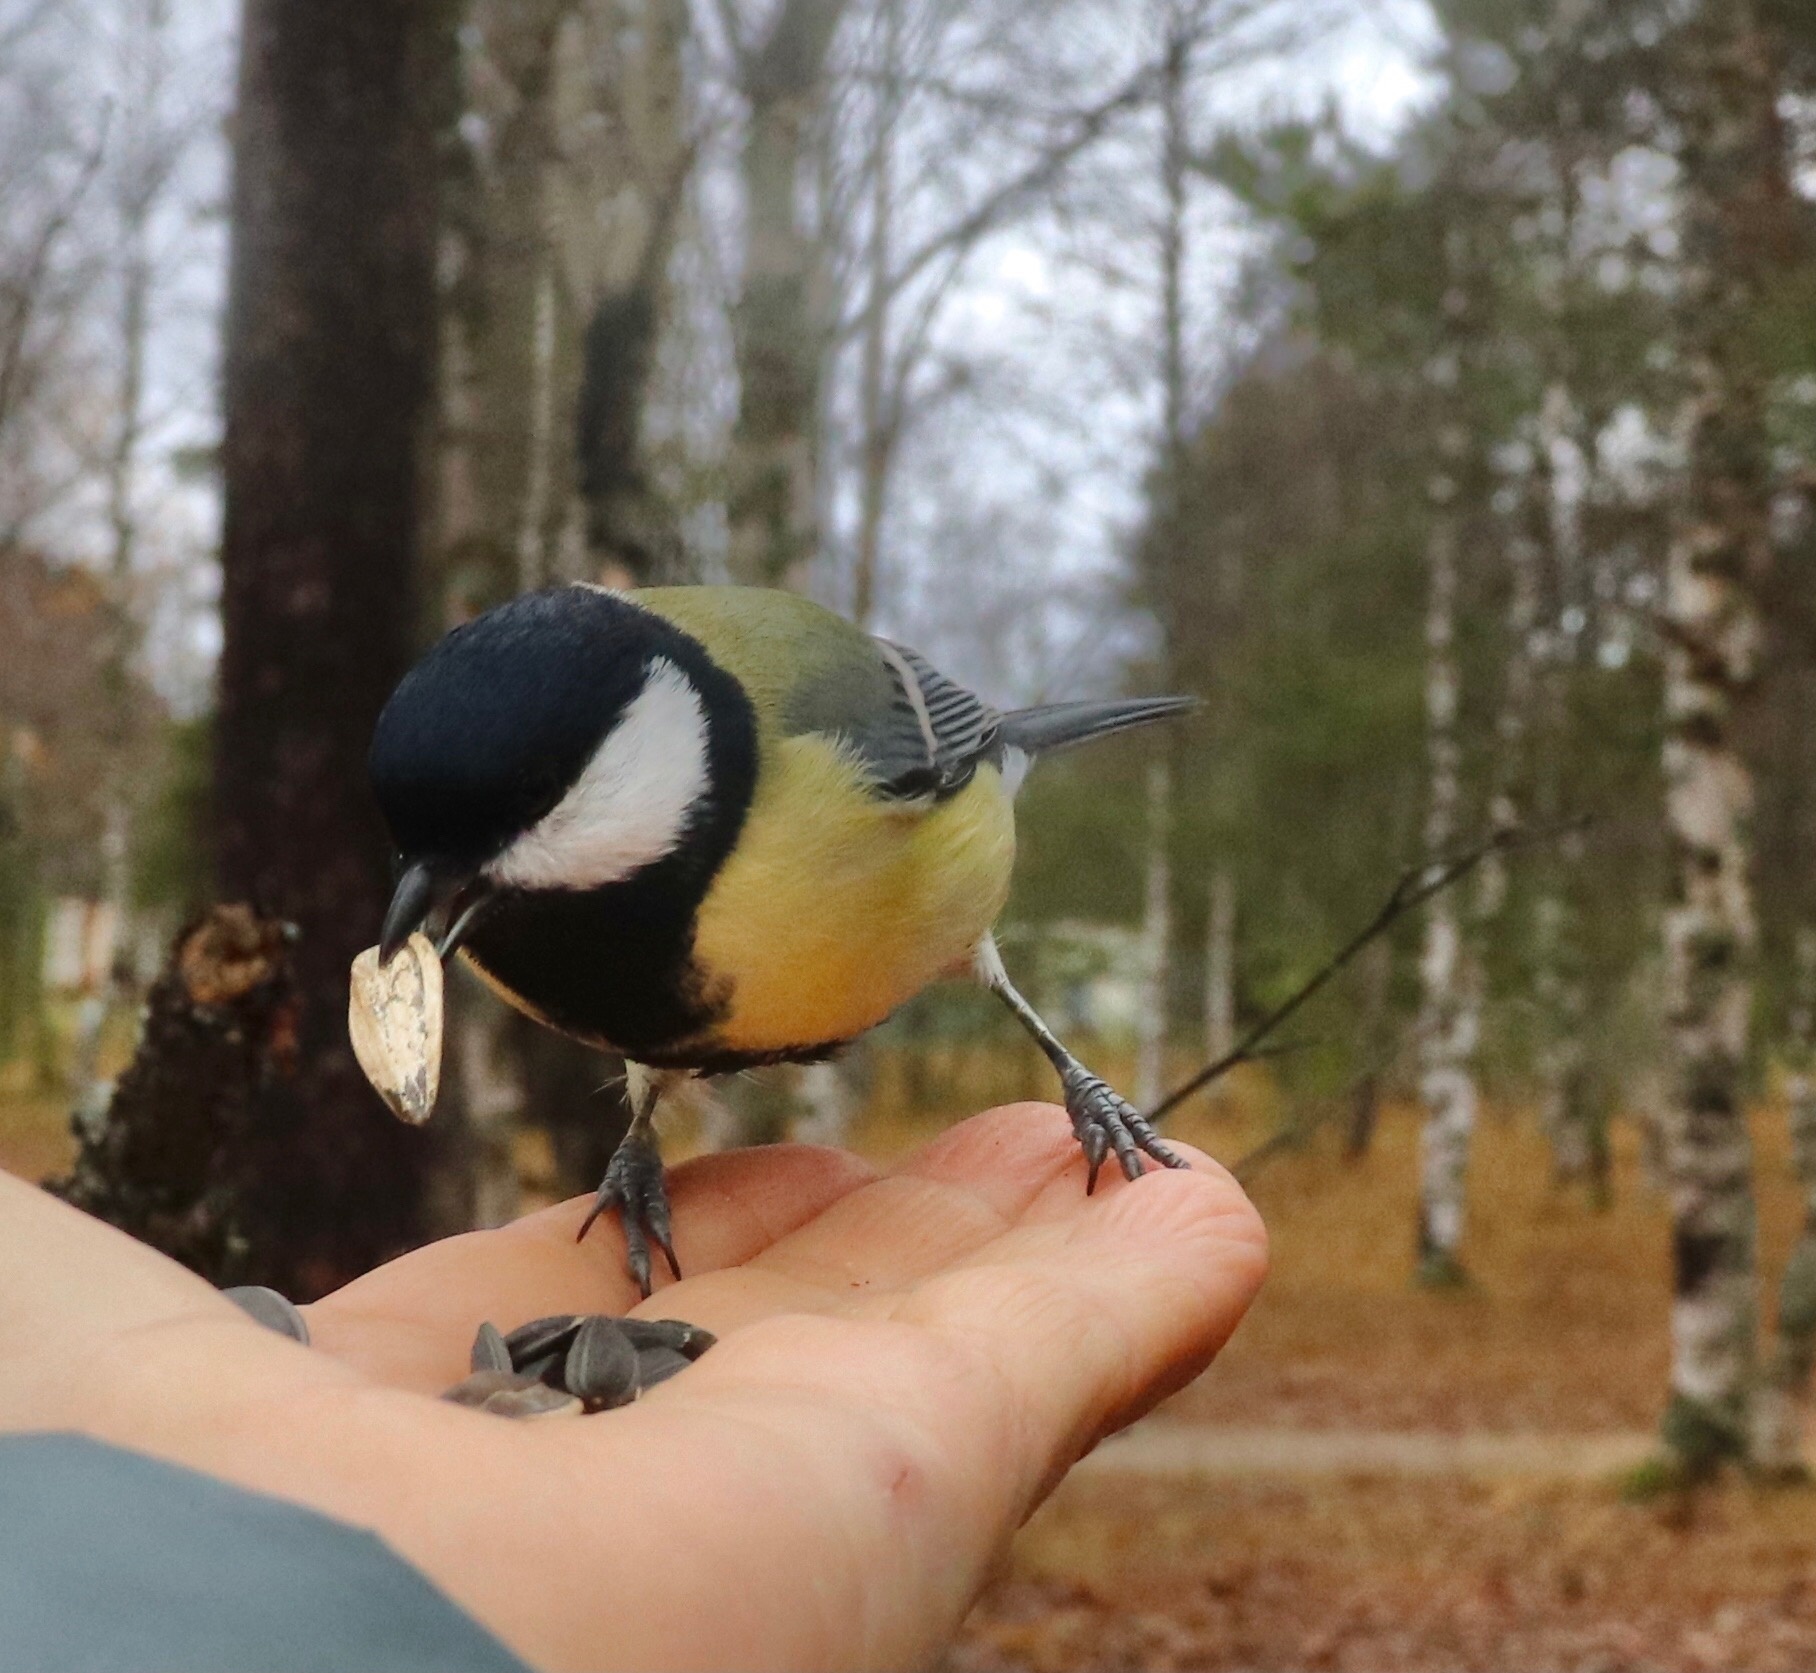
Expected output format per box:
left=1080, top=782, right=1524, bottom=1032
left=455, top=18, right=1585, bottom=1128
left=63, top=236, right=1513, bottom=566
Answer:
left=1059, top=1065, right=1187, bottom=1193
left=577, top=1130, right=680, bottom=1297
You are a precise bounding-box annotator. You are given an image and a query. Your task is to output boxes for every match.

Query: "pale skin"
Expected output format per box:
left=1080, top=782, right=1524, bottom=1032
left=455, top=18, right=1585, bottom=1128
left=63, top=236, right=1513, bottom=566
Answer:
left=0, top=1104, right=1267, bottom=1672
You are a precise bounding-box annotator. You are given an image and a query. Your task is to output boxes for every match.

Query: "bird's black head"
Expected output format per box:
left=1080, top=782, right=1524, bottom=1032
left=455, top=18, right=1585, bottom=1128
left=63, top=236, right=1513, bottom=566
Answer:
left=369, top=586, right=756, bottom=960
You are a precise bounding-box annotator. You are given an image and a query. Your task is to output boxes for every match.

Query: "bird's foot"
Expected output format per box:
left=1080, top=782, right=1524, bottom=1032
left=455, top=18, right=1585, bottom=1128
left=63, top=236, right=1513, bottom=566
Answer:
left=577, top=1127, right=680, bottom=1297
left=1059, top=1064, right=1188, bottom=1194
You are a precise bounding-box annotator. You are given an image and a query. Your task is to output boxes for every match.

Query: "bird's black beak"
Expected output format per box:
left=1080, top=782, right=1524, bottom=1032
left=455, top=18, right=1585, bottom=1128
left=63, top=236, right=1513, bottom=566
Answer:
left=380, top=862, right=438, bottom=965
left=380, top=862, right=493, bottom=965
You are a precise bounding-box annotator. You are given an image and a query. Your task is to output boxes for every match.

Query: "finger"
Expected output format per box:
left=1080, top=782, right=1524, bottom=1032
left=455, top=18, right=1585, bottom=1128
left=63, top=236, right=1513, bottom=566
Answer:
left=685, top=1147, right=1264, bottom=1477
left=893, top=1153, right=1268, bottom=1475
left=306, top=1144, right=874, bottom=1389
left=740, top=1104, right=1091, bottom=1292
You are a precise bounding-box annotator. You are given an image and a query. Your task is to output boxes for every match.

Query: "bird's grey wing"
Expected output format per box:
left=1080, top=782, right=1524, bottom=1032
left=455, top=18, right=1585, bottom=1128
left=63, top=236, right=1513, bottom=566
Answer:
left=784, top=634, right=1003, bottom=801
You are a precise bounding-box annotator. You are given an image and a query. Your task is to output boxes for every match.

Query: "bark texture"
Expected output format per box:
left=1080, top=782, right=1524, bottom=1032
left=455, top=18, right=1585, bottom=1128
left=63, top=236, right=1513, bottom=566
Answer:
left=1416, top=505, right=1478, bottom=1285
left=1755, top=929, right=1816, bottom=1472
left=1204, top=868, right=1236, bottom=1066
left=52, top=906, right=295, bottom=1283
left=1135, top=755, right=1173, bottom=1110
left=569, top=0, right=693, bottom=586
left=213, top=0, right=452, bottom=1297
left=725, top=0, right=847, bottom=590
left=1654, top=0, right=1792, bottom=1472
left=1133, top=18, right=1194, bottom=1112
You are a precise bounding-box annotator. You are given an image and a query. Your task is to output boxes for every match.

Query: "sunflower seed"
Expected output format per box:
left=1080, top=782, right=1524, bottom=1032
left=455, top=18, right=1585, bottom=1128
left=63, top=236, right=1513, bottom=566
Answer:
left=481, top=1383, right=583, bottom=1420
left=565, top=1316, right=639, bottom=1410
left=222, top=1285, right=310, bottom=1345
left=635, top=1346, right=691, bottom=1392
left=502, top=1314, right=586, bottom=1368
left=442, top=1368, right=533, bottom=1407
left=470, top=1320, right=511, bottom=1374
left=441, top=1368, right=583, bottom=1420
left=619, top=1318, right=716, bottom=1360
left=348, top=934, right=443, bottom=1125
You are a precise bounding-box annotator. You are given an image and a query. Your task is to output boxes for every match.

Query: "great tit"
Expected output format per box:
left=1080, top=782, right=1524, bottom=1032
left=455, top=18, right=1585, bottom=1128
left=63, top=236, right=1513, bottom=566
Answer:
left=370, top=583, right=1194, bottom=1293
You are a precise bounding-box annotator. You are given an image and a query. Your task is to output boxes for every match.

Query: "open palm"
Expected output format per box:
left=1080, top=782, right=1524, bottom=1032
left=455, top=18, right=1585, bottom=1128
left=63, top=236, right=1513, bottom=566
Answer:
left=1, top=1104, right=1266, bottom=1671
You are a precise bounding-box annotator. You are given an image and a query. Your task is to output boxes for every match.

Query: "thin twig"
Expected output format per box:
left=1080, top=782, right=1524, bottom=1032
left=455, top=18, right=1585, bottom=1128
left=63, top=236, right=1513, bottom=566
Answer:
left=0, top=111, right=110, bottom=437
left=1148, top=817, right=1588, bottom=1125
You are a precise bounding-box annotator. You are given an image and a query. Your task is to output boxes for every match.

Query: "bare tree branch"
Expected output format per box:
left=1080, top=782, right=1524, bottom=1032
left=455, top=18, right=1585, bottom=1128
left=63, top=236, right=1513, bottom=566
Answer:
left=832, top=0, right=1303, bottom=342
left=1148, top=818, right=1590, bottom=1124
left=0, top=113, right=108, bottom=439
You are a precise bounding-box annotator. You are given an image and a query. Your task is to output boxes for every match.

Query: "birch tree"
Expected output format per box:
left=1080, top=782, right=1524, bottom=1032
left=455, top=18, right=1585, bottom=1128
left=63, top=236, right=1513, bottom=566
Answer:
left=1133, top=8, right=1195, bottom=1112
left=1653, top=0, right=1794, bottom=1476
left=1414, top=433, right=1478, bottom=1285
left=1755, top=926, right=1816, bottom=1472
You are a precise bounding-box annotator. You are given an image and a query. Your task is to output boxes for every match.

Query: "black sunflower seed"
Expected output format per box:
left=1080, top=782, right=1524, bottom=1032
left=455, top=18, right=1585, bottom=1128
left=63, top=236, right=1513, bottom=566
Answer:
left=619, top=1318, right=716, bottom=1360
left=502, top=1314, right=586, bottom=1369
left=481, top=1382, right=583, bottom=1420
left=222, top=1285, right=310, bottom=1345
left=516, top=1349, right=569, bottom=1388
left=635, top=1346, right=691, bottom=1392
left=442, top=1368, right=534, bottom=1407
left=441, top=1368, right=583, bottom=1420
left=470, top=1320, right=511, bottom=1374
left=565, top=1316, right=639, bottom=1411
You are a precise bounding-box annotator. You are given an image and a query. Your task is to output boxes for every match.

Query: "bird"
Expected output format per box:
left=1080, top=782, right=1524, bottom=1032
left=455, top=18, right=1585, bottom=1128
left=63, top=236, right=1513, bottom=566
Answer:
left=369, top=583, right=1195, bottom=1295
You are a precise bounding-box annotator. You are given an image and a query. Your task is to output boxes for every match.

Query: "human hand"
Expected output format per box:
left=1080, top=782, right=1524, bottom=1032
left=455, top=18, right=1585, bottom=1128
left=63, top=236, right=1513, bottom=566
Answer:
left=0, top=1104, right=1266, bottom=1672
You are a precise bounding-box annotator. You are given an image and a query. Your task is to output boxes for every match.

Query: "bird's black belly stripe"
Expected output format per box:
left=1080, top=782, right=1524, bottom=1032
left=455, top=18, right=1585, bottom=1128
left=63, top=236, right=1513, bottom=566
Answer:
left=464, top=879, right=724, bottom=1060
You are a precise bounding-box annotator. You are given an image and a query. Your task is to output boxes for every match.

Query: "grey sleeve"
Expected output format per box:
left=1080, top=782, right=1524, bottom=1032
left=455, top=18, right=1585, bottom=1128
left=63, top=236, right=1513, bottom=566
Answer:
left=0, top=1434, right=532, bottom=1673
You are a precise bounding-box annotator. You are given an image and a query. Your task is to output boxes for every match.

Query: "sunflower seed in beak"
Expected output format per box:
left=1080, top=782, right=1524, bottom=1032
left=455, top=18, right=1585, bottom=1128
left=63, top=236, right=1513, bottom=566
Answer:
left=349, top=933, right=443, bottom=1124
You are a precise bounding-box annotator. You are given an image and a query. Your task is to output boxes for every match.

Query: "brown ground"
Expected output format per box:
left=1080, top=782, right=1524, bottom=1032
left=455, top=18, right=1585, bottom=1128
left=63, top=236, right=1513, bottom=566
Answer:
left=0, top=1080, right=73, bottom=1182
left=950, top=1474, right=1816, bottom=1673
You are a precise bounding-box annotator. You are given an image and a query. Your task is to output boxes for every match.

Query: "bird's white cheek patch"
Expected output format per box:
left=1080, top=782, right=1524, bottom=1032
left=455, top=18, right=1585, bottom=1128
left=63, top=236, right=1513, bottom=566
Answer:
left=488, top=657, right=710, bottom=891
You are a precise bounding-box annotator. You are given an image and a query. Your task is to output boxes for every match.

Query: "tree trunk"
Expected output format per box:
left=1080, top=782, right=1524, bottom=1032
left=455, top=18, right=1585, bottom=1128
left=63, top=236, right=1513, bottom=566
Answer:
left=213, top=0, right=452, bottom=1298
left=568, top=0, right=693, bottom=586
left=1654, top=0, right=1791, bottom=1476
left=439, top=0, right=571, bottom=618
left=849, top=0, right=903, bottom=628
left=1204, top=867, right=1236, bottom=1066
left=1135, top=754, right=1173, bottom=1110
left=725, top=0, right=847, bottom=591
left=1415, top=505, right=1478, bottom=1286
left=1133, top=15, right=1192, bottom=1116
left=52, top=906, right=295, bottom=1283
left=1755, top=929, right=1816, bottom=1473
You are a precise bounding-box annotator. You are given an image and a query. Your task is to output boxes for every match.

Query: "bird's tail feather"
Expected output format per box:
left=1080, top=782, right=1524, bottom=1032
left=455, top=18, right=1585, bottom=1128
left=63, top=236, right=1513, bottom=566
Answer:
left=999, top=694, right=1196, bottom=756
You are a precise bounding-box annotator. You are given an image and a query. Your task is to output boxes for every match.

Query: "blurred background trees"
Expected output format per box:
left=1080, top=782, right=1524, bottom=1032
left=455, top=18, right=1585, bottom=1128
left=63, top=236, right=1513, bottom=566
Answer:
left=7, top=0, right=1816, bottom=1490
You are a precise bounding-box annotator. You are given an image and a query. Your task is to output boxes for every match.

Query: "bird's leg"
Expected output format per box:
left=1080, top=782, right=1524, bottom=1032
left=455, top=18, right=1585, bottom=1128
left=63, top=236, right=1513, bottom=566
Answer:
left=577, top=1062, right=682, bottom=1297
left=976, top=935, right=1187, bottom=1194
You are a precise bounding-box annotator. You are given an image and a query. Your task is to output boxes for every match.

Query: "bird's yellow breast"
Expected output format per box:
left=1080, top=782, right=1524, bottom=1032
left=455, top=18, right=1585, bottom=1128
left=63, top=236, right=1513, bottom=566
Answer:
left=687, top=735, right=1016, bottom=1057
